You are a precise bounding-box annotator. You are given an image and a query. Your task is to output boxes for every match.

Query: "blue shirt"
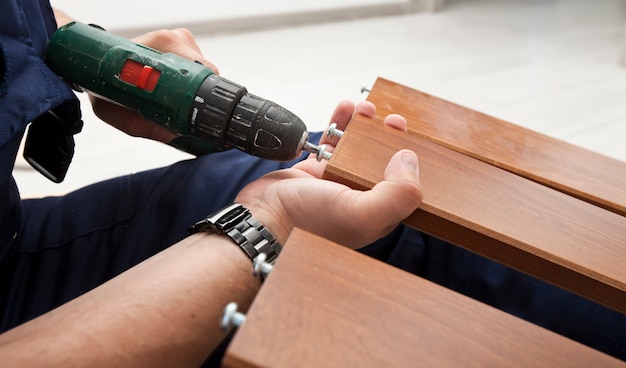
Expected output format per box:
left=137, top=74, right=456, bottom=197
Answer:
left=0, top=0, right=79, bottom=256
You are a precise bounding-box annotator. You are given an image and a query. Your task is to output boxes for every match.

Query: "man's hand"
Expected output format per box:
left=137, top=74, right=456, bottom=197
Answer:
left=52, top=9, right=216, bottom=143
left=236, top=100, right=423, bottom=249
left=0, top=93, right=420, bottom=366
left=89, top=28, right=218, bottom=143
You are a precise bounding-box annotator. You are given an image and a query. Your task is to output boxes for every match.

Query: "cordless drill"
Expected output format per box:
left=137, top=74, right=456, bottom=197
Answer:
left=45, top=21, right=319, bottom=161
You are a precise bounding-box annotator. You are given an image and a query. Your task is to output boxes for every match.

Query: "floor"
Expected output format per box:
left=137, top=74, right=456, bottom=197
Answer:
left=14, top=0, right=626, bottom=197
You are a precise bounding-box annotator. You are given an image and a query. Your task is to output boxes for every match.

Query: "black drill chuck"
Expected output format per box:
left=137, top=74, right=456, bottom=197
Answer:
left=189, top=74, right=308, bottom=161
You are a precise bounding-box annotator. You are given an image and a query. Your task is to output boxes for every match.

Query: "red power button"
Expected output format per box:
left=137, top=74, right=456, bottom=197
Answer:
left=120, top=59, right=161, bottom=92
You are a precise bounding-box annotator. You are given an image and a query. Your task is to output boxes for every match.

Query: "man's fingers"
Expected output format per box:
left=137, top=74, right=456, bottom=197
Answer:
left=328, top=99, right=355, bottom=131
left=385, top=150, right=420, bottom=184
left=132, top=28, right=219, bottom=73
left=90, top=96, right=177, bottom=142
left=318, top=100, right=354, bottom=147
left=383, top=114, right=408, bottom=132
left=354, top=101, right=376, bottom=118
left=366, top=149, right=423, bottom=224
left=327, top=149, right=422, bottom=247
left=320, top=100, right=377, bottom=148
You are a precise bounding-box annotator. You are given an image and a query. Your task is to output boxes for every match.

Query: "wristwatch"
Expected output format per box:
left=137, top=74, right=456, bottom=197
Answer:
left=188, top=203, right=282, bottom=264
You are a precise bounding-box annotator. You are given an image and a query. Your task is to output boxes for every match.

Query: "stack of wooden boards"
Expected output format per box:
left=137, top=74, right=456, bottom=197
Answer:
left=221, top=78, right=626, bottom=367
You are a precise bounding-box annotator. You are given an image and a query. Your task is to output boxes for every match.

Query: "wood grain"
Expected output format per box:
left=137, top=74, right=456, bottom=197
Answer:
left=323, top=114, right=626, bottom=314
left=367, top=78, right=626, bottom=217
left=222, top=228, right=626, bottom=368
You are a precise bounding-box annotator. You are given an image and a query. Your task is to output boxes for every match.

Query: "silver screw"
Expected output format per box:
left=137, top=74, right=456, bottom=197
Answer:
left=302, top=141, right=332, bottom=161
left=361, top=83, right=371, bottom=94
left=221, top=302, right=247, bottom=332
left=252, top=253, right=274, bottom=278
left=316, top=144, right=332, bottom=161
left=326, top=123, right=344, bottom=139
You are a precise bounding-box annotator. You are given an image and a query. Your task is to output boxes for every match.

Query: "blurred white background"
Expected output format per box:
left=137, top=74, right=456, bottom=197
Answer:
left=14, top=0, right=626, bottom=197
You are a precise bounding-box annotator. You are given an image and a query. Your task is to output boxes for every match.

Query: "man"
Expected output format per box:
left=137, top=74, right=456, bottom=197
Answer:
left=0, top=1, right=423, bottom=365
left=0, top=0, right=623, bottom=365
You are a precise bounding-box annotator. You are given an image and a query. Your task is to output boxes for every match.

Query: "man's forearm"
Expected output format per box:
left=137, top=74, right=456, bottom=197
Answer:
left=0, top=233, right=260, bottom=367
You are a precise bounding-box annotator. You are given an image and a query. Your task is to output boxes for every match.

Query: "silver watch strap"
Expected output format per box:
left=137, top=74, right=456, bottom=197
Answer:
left=227, top=213, right=281, bottom=264
left=188, top=203, right=281, bottom=264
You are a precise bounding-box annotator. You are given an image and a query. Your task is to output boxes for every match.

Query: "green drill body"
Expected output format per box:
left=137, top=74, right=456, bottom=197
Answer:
left=46, top=22, right=309, bottom=160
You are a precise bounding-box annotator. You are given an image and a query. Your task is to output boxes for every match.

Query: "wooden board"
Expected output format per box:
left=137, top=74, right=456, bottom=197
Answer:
left=322, top=114, right=626, bottom=314
left=366, top=78, right=626, bottom=217
left=222, top=228, right=625, bottom=368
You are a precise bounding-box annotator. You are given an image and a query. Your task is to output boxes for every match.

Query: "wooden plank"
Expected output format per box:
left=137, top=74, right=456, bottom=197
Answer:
left=366, top=77, right=626, bottom=217
left=322, top=114, right=626, bottom=314
left=223, top=228, right=626, bottom=368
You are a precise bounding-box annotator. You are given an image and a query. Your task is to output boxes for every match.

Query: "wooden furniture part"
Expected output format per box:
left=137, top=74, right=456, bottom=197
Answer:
left=222, top=228, right=625, bottom=368
left=322, top=114, right=626, bottom=314
left=367, top=78, right=626, bottom=217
